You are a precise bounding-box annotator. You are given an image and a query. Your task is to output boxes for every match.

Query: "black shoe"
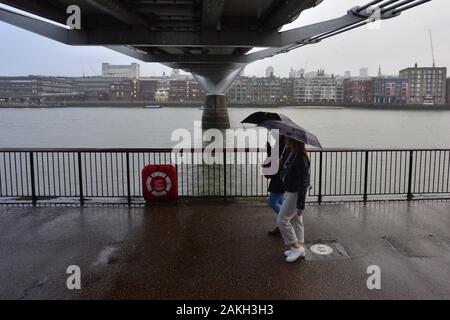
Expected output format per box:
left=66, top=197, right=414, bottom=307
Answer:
left=268, top=227, right=281, bottom=236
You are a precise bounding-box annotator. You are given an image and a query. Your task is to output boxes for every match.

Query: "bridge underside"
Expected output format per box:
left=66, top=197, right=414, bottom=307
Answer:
left=0, top=0, right=432, bottom=128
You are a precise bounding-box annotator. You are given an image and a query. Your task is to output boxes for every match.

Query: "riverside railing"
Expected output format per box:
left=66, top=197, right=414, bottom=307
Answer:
left=0, top=148, right=449, bottom=206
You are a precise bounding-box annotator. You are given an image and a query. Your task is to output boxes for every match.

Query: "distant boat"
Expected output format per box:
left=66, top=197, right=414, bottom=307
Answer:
left=145, top=105, right=161, bottom=109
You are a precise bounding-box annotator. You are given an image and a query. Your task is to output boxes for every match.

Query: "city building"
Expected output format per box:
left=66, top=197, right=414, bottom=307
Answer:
left=227, top=76, right=249, bottom=102
left=344, top=71, right=351, bottom=78
left=73, top=76, right=118, bottom=101
left=138, top=79, right=158, bottom=101
left=372, top=77, right=409, bottom=104
left=169, top=80, right=188, bottom=101
left=280, top=78, right=295, bottom=102
left=155, top=88, right=169, bottom=102
left=289, top=67, right=297, bottom=79
left=265, top=66, right=274, bottom=78
left=102, top=63, right=140, bottom=79
left=2, top=65, right=450, bottom=106
left=399, top=64, right=447, bottom=105
left=447, top=78, right=450, bottom=105
left=0, top=76, right=76, bottom=104
left=262, top=77, right=282, bottom=102
left=186, top=80, right=204, bottom=101
left=138, top=77, right=203, bottom=101
left=359, top=67, right=369, bottom=77
left=294, top=71, right=343, bottom=102
left=343, top=78, right=373, bottom=103
left=227, top=76, right=285, bottom=103
left=343, top=79, right=353, bottom=103
left=109, top=81, right=133, bottom=101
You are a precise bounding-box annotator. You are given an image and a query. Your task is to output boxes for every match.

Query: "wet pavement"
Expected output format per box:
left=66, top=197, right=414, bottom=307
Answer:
left=0, top=200, right=450, bottom=300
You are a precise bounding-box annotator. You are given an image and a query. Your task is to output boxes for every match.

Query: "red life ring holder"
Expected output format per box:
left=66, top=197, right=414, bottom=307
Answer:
left=142, top=165, right=177, bottom=201
left=145, top=171, right=173, bottom=197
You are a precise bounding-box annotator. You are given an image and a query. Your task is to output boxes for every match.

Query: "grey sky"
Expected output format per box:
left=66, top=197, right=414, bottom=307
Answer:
left=0, top=0, right=447, bottom=77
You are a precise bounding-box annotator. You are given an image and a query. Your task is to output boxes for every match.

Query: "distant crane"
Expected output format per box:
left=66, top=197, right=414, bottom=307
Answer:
left=424, top=28, right=436, bottom=103
left=429, top=28, right=436, bottom=67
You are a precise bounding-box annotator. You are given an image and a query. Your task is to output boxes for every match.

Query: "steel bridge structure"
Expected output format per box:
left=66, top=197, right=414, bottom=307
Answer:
left=0, top=0, right=432, bottom=128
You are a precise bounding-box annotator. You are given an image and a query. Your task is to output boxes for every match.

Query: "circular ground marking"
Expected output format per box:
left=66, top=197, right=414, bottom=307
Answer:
left=310, top=244, right=333, bottom=255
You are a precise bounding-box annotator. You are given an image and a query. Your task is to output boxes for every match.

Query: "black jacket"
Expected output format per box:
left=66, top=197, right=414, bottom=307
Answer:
left=268, top=173, right=284, bottom=194
left=267, top=140, right=287, bottom=194
left=281, top=152, right=311, bottom=210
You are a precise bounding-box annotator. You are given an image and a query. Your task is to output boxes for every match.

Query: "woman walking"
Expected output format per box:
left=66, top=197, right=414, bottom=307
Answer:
left=277, top=137, right=311, bottom=263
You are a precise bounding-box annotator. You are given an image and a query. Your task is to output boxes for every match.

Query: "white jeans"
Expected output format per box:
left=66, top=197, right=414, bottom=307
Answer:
left=277, top=192, right=304, bottom=246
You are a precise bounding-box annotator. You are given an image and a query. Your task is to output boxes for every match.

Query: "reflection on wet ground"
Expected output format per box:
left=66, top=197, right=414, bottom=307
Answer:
left=0, top=199, right=450, bottom=299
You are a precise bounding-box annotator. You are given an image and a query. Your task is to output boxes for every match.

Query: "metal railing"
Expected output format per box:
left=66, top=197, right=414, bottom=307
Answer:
left=0, top=148, right=449, bottom=206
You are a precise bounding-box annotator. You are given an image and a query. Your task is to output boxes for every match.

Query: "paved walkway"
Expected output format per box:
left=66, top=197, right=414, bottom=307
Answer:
left=1, top=200, right=450, bottom=299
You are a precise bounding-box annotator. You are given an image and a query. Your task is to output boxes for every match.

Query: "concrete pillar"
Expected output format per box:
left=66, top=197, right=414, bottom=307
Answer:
left=202, top=94, right=230, bottom=129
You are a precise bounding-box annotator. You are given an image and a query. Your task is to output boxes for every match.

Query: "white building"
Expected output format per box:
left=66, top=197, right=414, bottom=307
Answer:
left=294, top=70, right=343, bottom=102
left=102, top=63, right=140, bottom=79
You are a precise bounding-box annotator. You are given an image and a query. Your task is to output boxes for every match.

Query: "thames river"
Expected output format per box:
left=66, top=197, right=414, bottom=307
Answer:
left=1, top=106, right=450, bottom=149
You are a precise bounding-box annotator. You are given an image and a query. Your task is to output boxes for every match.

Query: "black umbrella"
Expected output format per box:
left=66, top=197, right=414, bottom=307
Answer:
left=258, top=119, right=322, bottom=148
left=241, top=111, right=292, bottom=124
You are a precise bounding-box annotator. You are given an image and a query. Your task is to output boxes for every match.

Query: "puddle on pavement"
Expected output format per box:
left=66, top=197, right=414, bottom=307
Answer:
left=93, top=246, right=116, bottom=266
left=382, top=235, right=448, bottom=258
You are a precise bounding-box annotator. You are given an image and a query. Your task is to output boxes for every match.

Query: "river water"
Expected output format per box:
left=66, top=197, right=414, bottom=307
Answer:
left=1, top=106, right=450, bottom=149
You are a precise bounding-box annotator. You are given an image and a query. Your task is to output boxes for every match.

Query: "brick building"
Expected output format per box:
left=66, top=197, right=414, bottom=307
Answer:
left=399, top=64, right=447, bottom=105
left=109, top=80, right=133, bottom=101
left=138, top=80, right=158, bottom=101
left=343, top=78, right=373, bottom=103
left=187, top=80, right=204, bottom=101
left=169, top=80, right=188, bottom=101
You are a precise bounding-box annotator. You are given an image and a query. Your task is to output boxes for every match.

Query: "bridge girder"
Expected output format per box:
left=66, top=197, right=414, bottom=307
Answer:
left=0, top=0, right=431, bottom=67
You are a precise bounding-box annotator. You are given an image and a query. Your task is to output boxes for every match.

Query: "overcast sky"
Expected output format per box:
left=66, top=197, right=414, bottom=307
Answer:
left=0, top=0, right=447, bottom=77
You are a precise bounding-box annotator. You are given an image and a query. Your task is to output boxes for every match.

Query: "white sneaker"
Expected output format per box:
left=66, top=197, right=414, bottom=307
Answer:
left=286, top=247, right=306, bottom=263
left=284, top=249, right=292, bottom=257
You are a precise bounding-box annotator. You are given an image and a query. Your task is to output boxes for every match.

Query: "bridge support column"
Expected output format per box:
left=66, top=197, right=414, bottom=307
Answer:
left=202, top=95, right=229, bottom=129
left=172, top=63, right=244, bottom=130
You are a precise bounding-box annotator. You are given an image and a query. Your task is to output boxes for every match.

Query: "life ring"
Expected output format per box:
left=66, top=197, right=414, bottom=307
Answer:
left=145, top=171, right=172, bottom=197
left=142, top=165, right=177, bottom=201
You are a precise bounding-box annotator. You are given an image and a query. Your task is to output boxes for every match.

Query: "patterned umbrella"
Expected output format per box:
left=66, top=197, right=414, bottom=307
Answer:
left=257, top=119, right=322, bottom=148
